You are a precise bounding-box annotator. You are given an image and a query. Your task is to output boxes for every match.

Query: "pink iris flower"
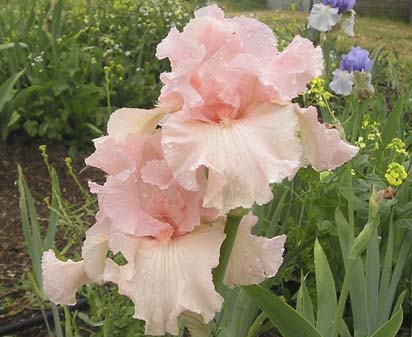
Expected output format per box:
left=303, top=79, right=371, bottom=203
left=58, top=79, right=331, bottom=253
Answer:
left=156, top=5, right=355, bottom=213
left=41, top=5, right=358, bottom=336
left=42, top=107, right=287, bottom=336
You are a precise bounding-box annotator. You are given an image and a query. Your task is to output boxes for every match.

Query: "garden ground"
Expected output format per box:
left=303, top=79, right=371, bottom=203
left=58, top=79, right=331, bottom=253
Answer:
left=0, top=139, right=101, bottom=336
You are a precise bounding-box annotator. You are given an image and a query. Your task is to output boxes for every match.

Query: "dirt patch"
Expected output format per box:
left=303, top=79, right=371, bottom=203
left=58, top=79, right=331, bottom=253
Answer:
left=0, top=137, right=100, bottom=336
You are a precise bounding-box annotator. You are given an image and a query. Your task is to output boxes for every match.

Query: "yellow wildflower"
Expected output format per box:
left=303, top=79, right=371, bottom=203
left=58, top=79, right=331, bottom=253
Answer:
left=308, top=77, right=332, bottom=107
left=355, top=137, right=366, bottom=149
left=367, top=133, right=376, bottom=141
left=386, top=138, right=407, bottom=155
left=385, top=162, right=407, bottom=186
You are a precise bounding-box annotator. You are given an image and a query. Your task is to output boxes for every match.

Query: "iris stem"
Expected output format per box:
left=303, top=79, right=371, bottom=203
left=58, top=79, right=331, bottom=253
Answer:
left=351, top=100, right=366, bottom=143
left=213, top=208, right=245, bottom=293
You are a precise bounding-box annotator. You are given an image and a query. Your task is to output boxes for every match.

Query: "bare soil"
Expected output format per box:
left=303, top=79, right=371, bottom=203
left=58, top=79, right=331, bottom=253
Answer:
left=0, top=137, right=98, bottom=336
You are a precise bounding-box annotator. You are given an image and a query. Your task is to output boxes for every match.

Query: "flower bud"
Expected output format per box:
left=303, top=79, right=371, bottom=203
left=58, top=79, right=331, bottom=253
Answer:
left=353, top=71, right=374, bottom=101
left=349, top=187, right=383, bottom=259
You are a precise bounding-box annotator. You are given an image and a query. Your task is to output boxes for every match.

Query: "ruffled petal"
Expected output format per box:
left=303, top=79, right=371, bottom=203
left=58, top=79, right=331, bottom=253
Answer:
left=194, top=4, right=225, bottom=20
left=224, top=214, right=286, bottom=288
left=41, top=250, right=90, bottom=305
left=103, top=258, right=121, bottom=284
left=157, top=5, right=323, bottom=118
left=85, top=136, right=133, bottom=175
left=114, top=226, right=225, bottom=336
left=89, top=172, right=174, bottom=239
left=162, top=103, right=302, bottom=213
left=296, top=105, right=358, bottom=171
left=81, top=217, right=111, bottom=283
left=308, top=3, right=341, bottom=32
left=230, top=15, right=278, bottom=62
left=141, top=159, right=173, bottom=189
left=330, top=69, right=354, bottom=96
left=85, top=133, right=159, bottom=175
left=269, top=36, right=324, bottom=101
left=107, top=107, right=166, bottom=141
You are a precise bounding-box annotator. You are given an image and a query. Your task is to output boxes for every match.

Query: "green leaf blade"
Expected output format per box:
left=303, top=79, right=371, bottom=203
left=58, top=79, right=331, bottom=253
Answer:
left=244, top=285, right=322, bottom=337
left=314, top=239, right=337, bottom=336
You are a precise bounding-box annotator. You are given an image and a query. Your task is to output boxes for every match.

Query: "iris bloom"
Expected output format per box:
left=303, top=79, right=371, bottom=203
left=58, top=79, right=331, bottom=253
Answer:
left=41, top=5, right=359, bottom=336
left=42, top=108, right=288, bottom=336
left=308, top=0, right=356, bottom=34
left=330, top=46, right=373, bottom=96
left=156, top=5, right=357, bottom=213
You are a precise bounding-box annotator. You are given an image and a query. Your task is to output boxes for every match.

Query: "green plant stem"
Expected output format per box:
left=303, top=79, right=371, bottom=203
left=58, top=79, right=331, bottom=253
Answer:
left=322, top=93, right=337, bottom=124
left=104, top=71, right=111, bottom=115
left=351, top=100, right=366, bottom=143
left=213, top=209, right=245, bottom=293
left=345, top=164, right=355, bottom=229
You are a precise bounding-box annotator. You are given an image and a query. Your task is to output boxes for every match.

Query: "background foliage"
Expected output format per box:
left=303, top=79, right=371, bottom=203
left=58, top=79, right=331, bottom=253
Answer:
left=0, top=0, right=201, bottom=144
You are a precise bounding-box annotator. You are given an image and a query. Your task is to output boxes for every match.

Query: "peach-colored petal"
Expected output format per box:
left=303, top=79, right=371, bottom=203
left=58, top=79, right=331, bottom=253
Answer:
left=88, top=130, right=214, bottom=239
left=157, top=9, right=237, bottom=113
left=296, top=105, right=358, bottom=171
left=141, top=159, right=173, bottom=189
left=90, top=168, right=211, bottom=239
left=85, top=133, right=157, bottom=175
left=156, top=26, right=205, bottom=111
left=85, top=136, right=133, bottom=175
left=41, top=215, right=114, bottom=305
left=41, top=250, right=90, bottom=305
left=156, top=27, right=205, bottom=71
left=157, top=6, right=322, bottom=118
left=162, top=103, right=302, bottom=213
left=108, top=232, right=141, bottom=280
left=81, top=216, right=111, bottom=283
left=107, top=107, right=166, bottom=141
left=223, top=214, right=286, bottom=288
left=89, top=172, right=174, bottom=239
left=102, top=258, right=121, bottom=284
left=194, top=4, right=225, bottom=20
left=115, top=226, right=225, bottom=336
left=269, top=36, right=324, bottom=101
left=231, top=15, right=277, bottom=61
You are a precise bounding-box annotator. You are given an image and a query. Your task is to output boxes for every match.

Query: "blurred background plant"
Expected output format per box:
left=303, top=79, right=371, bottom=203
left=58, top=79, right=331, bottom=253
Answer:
left=0, top=0, right=202, bottom=148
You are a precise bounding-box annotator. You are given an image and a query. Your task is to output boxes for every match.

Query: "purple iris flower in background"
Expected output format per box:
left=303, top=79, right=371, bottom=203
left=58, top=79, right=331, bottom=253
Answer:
left=331, top=46, right=374, bottom=97
left=322, top=0, right=338, bottom=6
left=322, top=0, right=356, bottom=12
left=309, top=0, right=356, bottom=33
left=339, top=46, right=372, bottom=72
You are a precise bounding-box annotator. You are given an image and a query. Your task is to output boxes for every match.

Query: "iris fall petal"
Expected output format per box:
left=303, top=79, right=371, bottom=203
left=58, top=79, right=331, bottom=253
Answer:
left=224, top=214, right=286, bottom=288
